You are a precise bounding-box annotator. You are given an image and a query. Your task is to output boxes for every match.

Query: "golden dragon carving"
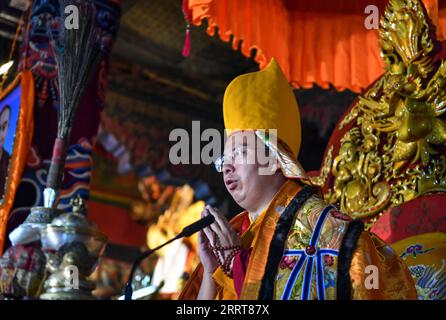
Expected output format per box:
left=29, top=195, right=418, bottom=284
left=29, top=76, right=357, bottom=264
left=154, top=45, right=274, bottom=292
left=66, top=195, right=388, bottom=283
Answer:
left=313, top=0, right=446, bottom=224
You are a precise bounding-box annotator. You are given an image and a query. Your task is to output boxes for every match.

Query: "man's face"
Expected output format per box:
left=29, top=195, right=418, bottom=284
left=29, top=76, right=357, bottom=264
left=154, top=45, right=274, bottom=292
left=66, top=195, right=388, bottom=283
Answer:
left=222, top=131, right=278, bottom=210
left=0, top=108, right=10, bottom=149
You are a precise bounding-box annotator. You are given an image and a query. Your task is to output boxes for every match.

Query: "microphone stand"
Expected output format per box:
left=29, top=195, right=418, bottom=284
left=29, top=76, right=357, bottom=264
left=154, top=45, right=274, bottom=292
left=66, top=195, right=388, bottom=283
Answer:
left=123, top=234, right=182, bottom=300
left=124, top=215, right=215, bottom=300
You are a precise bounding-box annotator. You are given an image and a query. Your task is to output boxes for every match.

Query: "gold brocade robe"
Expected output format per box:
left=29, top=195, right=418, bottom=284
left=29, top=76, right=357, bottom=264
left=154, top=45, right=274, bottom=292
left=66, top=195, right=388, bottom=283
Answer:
left=180, top=180, right=417, bottom=300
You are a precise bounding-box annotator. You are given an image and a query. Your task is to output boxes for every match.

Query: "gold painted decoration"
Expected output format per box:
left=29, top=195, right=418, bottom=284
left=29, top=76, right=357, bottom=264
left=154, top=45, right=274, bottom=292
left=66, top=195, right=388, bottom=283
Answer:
left=323, top=0, right=446, bottom=221
left=338, top=106, right=360, bottom=130
left=391, top=232, right=446, bottom=300
left=310, top=145, right=333, bottom=187
left=146, top=184, right=203, bottom=258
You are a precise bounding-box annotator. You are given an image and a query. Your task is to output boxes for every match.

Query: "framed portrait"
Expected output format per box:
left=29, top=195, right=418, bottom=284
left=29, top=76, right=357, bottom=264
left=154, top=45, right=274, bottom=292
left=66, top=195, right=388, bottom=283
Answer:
left=0, top=70, right=35, bottom=252
left=0, top=80, right=21, bottom=198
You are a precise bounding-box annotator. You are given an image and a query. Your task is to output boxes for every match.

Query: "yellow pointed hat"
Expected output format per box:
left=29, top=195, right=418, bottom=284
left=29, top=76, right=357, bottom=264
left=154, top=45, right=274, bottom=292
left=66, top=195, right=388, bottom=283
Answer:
left=223, top=58, right=301, bottom=157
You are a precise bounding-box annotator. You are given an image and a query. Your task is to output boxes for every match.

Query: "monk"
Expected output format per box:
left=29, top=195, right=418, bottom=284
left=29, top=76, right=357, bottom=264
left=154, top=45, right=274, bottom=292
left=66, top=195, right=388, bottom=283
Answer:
left=180, top=59, right=417, bottom=300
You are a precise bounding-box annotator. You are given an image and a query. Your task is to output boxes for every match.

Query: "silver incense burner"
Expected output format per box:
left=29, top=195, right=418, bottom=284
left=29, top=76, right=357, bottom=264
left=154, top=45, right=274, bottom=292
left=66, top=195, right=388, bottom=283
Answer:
left=39, top=196, right=107, bottom=300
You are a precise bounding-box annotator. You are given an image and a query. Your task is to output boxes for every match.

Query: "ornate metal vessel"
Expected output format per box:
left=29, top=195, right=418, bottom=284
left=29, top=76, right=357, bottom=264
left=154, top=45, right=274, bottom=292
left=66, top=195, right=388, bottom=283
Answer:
left=39, top=196, right=107, bottom=300
left=8, top=206, right=63, bottom=246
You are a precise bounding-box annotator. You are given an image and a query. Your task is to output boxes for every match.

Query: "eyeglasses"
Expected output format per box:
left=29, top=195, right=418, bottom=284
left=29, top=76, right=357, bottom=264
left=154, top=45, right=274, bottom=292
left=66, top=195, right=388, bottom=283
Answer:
left=214, top=145, right=253, bottom=172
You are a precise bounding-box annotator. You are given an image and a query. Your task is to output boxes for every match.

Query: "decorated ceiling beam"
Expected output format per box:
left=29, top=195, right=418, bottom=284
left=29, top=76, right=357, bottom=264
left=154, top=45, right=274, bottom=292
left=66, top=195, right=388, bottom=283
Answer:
left=107, top=59, right=224, bottom=127
left=0, top=2, right=25, bottom=41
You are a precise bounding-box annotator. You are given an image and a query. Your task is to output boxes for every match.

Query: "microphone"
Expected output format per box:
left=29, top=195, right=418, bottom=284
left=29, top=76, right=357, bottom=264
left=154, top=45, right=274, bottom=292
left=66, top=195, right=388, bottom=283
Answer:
left=178, top=214, right=215, bottom=237
left=123, top=214, right=215, bottom=300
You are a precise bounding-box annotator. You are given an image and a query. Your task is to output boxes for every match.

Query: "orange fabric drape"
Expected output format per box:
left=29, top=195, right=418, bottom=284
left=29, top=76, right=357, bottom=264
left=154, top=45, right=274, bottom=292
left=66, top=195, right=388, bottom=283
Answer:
left=189, top=0, right=446, bottom=93
left=0, top=71, right=35, bottom=252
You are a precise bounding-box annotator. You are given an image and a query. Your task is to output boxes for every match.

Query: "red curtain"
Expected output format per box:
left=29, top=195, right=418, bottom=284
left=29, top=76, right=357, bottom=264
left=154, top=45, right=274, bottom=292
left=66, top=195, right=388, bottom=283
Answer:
left=88, top=200, right=147, bottom=247
left=189, top=0, right=446, bottom=93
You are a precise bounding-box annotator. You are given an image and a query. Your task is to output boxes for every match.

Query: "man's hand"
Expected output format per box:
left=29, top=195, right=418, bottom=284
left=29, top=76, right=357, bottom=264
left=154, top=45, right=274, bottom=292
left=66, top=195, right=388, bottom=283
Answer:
left=198, top=205, right=241, bottom=275
left=198, top=230, right=219, bottom=275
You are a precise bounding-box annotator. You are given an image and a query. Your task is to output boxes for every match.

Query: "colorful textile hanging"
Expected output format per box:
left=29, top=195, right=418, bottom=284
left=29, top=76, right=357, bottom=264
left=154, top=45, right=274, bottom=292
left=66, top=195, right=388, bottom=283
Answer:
left=2, top=0, right=121, bottom=252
